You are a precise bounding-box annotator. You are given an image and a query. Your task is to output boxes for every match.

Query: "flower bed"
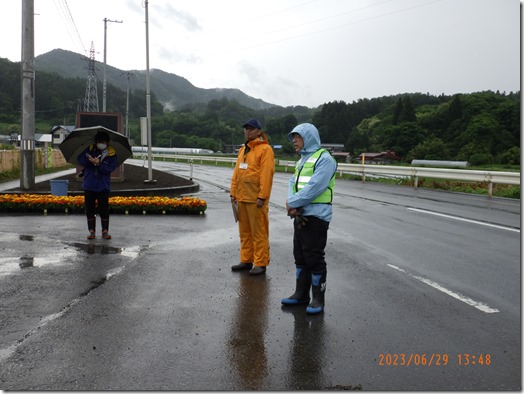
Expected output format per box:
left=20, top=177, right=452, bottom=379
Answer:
left=0, top=194, right=207, bottom=215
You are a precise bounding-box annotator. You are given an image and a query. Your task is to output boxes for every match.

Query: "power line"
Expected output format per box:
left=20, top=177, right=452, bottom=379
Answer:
left=62, top=0, right=87, bottom=54
left=209, top=0, right=442, bottom=57
left=53, top=0, right=87, bottom=55
left=255, top=0, right=396, bottom=40
left=256, top=0, right=321, bottom=20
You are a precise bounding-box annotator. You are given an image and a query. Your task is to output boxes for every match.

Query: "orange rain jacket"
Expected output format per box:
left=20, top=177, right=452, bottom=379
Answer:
left=230, top=132, right=275, bottom=203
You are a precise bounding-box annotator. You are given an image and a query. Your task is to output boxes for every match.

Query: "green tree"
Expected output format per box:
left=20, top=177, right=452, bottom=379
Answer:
left=496, top=147, right=520, bottom=165
left=266, top=114, right=298, bottom=144
left=392, top=98, right=403, bottom=125
left=156, top=130, right=176, bottom=147
left=458, top=114, right=508, bottom=157
left=382, top=122, right=427, bottom=158
left=400, top=96, right=417, bottom=122
left=406, top=137, right=450, bottom=161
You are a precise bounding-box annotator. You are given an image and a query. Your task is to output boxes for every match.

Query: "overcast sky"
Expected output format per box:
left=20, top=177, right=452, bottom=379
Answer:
left=1, top=0, right=520, bottom=108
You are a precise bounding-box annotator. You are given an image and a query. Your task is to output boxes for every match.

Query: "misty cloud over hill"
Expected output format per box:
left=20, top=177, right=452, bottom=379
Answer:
left=35, top=49, right=277, bottom=111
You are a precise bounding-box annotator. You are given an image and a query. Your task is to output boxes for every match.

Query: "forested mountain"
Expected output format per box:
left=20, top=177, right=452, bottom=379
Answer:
left=0, top=55, right=519, bottom=165
left=0, top=55, right=164, bottom=127
left=312, top=92, right=520, bottom=165
left=34, top=49, right=276, bottom=111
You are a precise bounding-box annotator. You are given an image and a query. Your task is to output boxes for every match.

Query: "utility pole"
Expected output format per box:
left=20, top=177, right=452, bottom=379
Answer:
left=103, top=17, right=122, bottom=112
left=120, top=71, right=135, bottom=138
left=144, top=0, right=155, bottom=183
left=20, top=0, right=35, bottom=190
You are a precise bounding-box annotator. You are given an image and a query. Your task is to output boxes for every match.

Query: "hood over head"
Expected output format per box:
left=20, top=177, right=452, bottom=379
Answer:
left=288, top=123, right=321, bottom=155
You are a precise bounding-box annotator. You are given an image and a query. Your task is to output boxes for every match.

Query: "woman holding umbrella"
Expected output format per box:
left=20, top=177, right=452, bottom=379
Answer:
left=77, top=130, right=118, bottom=240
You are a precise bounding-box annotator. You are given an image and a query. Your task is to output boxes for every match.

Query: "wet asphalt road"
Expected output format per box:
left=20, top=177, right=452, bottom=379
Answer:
left=0, top=161, right=520, bottom=390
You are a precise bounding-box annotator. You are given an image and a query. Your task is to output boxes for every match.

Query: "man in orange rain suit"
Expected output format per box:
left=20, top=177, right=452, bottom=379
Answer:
left=230, top=119, right=275, bottom=276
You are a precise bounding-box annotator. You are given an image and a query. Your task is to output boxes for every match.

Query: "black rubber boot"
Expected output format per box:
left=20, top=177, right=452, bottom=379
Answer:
left=101, top=218, right=109, bottom=233
left=281, top=266, right=311, bottom=306
left=306, top=271, right=326, bottom=315
left=87, top=217, right=96, bottom=239
left=87, top=217, right=96, bottom=232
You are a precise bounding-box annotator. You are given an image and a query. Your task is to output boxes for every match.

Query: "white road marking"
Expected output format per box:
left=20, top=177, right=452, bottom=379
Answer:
left=407, top=207, right=520, bottom=233
left=387, top=264, right=500, bottom=313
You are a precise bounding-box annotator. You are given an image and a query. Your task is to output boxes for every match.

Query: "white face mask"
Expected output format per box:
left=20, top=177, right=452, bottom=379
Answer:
left=96, top=143, right=107, bottom=150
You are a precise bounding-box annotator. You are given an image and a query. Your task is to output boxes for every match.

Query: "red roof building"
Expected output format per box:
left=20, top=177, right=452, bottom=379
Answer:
left=357, top=150, right=401, bottom=164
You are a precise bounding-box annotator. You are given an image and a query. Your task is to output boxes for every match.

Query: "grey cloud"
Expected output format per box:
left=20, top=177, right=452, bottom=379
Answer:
left=124, top=0, right=143, bottom=16
left=237, top=61, right=310, bottom=106
left=238, top=61, right=265, bottom=85
left=157, top=46, right=202, bottom=65
left=159, top=3, right=202, bottom=32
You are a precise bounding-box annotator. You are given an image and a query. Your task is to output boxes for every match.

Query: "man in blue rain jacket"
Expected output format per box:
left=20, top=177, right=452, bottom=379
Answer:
left=281, top=123, right=337, bottom=315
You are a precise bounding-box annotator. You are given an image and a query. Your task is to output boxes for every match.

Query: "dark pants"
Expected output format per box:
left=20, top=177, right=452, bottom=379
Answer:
left=84, top=190, right=110, bottom=232
left=293, top=215, right=329, bottom=273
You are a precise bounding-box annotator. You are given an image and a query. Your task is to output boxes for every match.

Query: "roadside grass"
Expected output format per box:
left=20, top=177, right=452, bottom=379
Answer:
left=334, top=172, right=519, bottom=199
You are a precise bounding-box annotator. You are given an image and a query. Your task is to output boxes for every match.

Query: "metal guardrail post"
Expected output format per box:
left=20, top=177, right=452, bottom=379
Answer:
left=412, top=169, right=418, bottom=188
left=485, top=174, right=493, bottom=198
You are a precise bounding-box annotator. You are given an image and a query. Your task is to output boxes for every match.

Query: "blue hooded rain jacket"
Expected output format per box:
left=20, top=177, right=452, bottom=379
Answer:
left=287, top=123, right=337, bottom=222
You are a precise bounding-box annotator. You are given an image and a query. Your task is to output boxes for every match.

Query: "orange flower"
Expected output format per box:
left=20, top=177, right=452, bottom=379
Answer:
left=0, top=194, right=207, bottom=214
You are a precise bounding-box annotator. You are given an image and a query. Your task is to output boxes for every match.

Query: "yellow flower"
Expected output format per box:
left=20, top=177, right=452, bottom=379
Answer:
left=0, top=194, right=207, bottom=215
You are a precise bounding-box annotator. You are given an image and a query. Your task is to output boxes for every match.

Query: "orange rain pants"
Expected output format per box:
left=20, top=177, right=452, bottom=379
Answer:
left=237, top=201, right=270, bottom=267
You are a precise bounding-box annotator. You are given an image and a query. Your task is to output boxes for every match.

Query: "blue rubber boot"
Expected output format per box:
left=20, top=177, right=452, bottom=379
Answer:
left=281, top=266, right=311, bottom=306
left=306, top=272, right=326, bottom=315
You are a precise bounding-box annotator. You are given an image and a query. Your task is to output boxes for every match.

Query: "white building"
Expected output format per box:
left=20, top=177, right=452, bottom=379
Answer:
left=51, top=125, right=75, bottom=146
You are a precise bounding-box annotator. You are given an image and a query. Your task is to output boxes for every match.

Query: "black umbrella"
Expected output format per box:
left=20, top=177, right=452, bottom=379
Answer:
left=59, top=126, right=132, bottom=166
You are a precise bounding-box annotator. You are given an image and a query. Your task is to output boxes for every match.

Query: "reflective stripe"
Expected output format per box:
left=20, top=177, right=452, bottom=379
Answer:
left=297, top=176, right=312, bottom=185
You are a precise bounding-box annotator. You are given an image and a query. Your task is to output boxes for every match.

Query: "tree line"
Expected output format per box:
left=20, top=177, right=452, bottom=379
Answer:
left=312, top=92, right=520, bottom=165
left=0, top=57, right=519, bottom=165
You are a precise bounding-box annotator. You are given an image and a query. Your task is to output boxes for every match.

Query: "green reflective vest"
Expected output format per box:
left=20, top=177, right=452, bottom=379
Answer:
left=293, top=148, right=335, bottom=204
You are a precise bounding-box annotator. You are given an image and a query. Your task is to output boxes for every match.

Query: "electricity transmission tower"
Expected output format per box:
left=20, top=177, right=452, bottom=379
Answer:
left=83, top=42, right=99, bottom=112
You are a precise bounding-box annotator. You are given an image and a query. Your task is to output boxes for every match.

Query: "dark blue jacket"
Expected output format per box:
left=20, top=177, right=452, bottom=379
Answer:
left=77, top=145, right=118, bottom=192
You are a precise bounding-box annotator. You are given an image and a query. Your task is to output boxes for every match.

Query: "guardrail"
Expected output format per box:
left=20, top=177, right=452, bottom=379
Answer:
left=333, top=163, right=520, bottom=197
left=134, top=153, right=237, bottom=167
left=133, top=153, right=520, bottom=198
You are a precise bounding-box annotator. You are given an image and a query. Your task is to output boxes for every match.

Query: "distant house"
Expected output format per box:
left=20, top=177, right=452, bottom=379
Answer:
left=51, top=125, right=75, bottom=146
left=224, top=144, right=244, bottom=154
left=332, top=152, right=351, bottom=163
left=358, top=150, right=400, bottom=164
left=321, top=143, right=350, bottom=162
left=321, top=143, right=345, bottom=152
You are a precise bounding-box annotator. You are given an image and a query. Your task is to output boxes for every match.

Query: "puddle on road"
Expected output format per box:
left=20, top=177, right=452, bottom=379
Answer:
left=0, top=249, right=76, bottom=276
left=71, top=242, right=122, bottom=255
left=0, top=242, right=145, bottom=362
left=19, top=256, right=34, bottom=268
left=70, top=243, right=142, bottom=259
left=0, top=235, right=145, bottom=278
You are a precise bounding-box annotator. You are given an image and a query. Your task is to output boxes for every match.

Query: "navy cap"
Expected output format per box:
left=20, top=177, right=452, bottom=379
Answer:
left=242, top=119, right=262, bottom=130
